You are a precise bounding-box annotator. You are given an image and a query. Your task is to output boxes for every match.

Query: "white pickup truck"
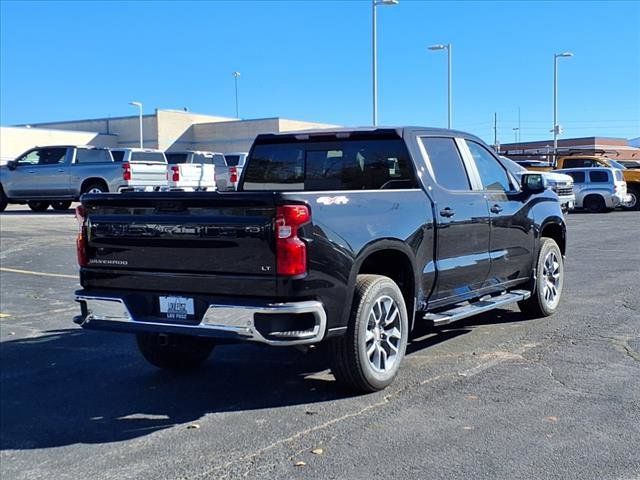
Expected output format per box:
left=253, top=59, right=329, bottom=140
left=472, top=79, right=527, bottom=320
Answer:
left=223, top=152, right=248, bottom=190
left=165, top=151, right=230, bottom=191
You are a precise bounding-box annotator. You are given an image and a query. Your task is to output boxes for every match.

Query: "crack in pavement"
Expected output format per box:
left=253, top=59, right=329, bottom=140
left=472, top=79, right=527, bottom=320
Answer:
left=184, top=344, right=539, bottom=480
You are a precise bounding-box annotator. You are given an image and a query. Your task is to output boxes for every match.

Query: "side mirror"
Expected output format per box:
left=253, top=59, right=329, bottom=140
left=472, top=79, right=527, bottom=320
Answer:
left=521, top=173, right=546, bottom=193
left=6, top=160, right=18, bottom=170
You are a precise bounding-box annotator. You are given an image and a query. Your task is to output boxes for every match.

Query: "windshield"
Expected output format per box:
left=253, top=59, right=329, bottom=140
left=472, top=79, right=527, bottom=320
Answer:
left=607, top=159, right=626, bottom=170
left=500, top=156, right=527, bottom=175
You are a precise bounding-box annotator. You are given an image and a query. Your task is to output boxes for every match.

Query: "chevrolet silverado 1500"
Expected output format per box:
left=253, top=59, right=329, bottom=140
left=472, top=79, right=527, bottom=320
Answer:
left=73, top=127, right=567, bottom=392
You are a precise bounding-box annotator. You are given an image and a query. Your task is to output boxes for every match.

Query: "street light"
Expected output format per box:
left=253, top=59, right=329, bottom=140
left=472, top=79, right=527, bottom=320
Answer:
left=232, top=71, right=241, bottom=118
left=553, top=52, right=573, bottom=162
left=372, top=0, right=398, bottom=126
left=513, top=127, right=520, bottom=143
left=428, top=43, right=452, bottom=129
left=129, top=101, right=143, bottom=148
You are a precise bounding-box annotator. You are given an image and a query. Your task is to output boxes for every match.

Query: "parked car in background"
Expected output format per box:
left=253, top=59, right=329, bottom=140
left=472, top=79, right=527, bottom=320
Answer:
left=73, top=127, right=567, bottom=393
left=167, top=151, right=235, bottom=191
left=0, top=146, right=165, bottom=212
left=109, top=148, right=168, bottom=192
left=501, top=156, right=575, bottom=212
left=515, top=160, right=552, bottom=169
left=165, top=151, right=226, bottom=191
left=223, top=152, right=248, bottom=190
left=617, top=160, right=640, bottom=170
left=526, top=155, right=640, bottom=210
left=557, top=167, right=629, bottom=213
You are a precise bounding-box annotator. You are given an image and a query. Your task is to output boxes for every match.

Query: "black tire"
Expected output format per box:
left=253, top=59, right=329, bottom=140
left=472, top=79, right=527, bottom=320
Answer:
left=136, top=333, right=215, bottom=371
left=583, top=195, right=606, bottom=213
left=27, top=201, right=50, bottom=212
left=328, top=274, right=409, bottom=393
left=82, top=182, right=107, bottom=195
left=518, top=238, right=564, bottom=318
left=0, top=188, right=7, bottom=212
left=622, top=187, right=639, bottom=211
left=51, top=201, right=72, bottom=211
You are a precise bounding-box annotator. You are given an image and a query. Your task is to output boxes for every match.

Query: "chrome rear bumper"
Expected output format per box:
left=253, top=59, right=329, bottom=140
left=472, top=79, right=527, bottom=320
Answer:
left=75, top=294, right=327, bottom=346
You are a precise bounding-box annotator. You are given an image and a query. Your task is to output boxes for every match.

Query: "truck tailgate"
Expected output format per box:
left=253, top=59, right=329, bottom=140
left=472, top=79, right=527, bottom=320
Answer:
left=81, top=192, right=276, bottom=276
left=129, top=162, right=168, bottom=184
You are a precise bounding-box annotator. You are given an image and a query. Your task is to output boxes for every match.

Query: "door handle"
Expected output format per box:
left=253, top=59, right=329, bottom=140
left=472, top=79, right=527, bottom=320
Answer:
left=439, top=207, right=455, bottom=218
left=57, top=169, right=65, bottom=173
left=490, top=204, right=503, bottom=214
left=27, top=170, right=36, bottom=174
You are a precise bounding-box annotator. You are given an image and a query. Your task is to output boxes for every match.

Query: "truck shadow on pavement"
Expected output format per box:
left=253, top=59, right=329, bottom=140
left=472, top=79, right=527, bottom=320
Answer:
left=0, top=308, right=526, bottom=450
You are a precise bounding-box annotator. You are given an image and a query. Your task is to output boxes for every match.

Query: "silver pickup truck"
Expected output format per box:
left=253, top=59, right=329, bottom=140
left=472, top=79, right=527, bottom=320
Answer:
left=0, top=146, right=167, bottom=212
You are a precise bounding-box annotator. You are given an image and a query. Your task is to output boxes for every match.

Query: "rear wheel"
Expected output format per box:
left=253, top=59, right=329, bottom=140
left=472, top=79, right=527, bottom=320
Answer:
left=622, top=187, right=639, bottom=211
left=583, top=195, right=606, bottom=213
left=518, top=237, right=564, bottom=318
left=328, top=274, right=408, bottom=392
left=51, top=201, right=72, bottom=211
left=27, top=201, right=50, bottom=212
left=82, top=182, right=107, bottom=195
left=136, top=333, right=215, bottom=371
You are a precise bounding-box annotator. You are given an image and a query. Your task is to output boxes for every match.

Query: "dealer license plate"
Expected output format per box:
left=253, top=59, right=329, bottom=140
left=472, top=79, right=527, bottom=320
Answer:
left=159, top=296, right=195, bottom=320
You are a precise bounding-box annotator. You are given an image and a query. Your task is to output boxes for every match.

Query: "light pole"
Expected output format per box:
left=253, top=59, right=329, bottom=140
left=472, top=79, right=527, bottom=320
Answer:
left=553, top=52, right=573, bottom=163
left=513, top=127, right=520, bottom=143
left=428, top=43, right=452, bottom=129
left=232, top=71, right=241, bottom=118
left=129, top=101, right=143, bottom=148
left=372, top=0, right=398, bottom=126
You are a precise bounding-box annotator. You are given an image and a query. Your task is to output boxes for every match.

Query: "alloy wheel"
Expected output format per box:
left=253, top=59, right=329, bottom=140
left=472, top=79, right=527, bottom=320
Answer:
left=365, top=295, right=402, bottom=373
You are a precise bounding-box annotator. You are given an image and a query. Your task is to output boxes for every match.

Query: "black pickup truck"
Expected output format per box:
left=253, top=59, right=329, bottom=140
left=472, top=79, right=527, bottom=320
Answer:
left=74, top=127, right=566, bottom=392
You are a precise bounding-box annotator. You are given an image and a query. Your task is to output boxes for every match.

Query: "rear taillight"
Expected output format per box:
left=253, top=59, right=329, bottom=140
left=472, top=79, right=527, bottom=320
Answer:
left=122, top=162, right=131, bottom=181
left=275, top=205, right=310, bottom=276
left=75, top=205, right=88, bottom=267
left=171, top=165, right=180, bottom=182
left=229, top=166, right=238, bottom=184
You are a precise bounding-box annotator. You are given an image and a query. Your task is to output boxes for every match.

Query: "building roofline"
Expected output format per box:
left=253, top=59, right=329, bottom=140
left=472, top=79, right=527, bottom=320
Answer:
left=0, top=125, right=118, bottom=136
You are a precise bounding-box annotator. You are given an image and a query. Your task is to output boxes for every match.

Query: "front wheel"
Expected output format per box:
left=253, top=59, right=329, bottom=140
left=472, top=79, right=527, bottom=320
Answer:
left=583, top=195, right=606, bottom=213
left=136, top=333, right=215, bottom=371
left=518, top=237, right=564, bottom=318
left=51, top=201, right=72, bottom=211
left=28, top=201, right=50, bottom=212
left=329, top=274, right=408, bottom=392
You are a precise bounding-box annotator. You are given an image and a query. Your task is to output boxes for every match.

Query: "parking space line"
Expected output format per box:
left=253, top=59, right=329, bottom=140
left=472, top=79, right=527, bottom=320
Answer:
left=0, top=267, right=77, bottom=280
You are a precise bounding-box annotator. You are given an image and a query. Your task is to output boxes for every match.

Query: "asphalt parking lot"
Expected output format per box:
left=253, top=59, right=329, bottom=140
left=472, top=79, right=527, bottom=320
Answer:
left=0, top=204, right=639, bottom=480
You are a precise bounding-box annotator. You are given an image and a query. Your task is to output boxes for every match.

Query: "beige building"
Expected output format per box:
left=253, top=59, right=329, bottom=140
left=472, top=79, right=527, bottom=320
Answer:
left=1, top=109, right=338, bottom=163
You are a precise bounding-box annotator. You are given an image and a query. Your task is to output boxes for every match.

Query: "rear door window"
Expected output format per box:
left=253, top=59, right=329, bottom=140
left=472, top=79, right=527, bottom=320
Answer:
left=110, top=151, right=125, bottom=162
left=589, top=170, right=609, bottom=183
left=76, top=149, right=111, bottom=163
left=420, top=137, right=470, bottom=190
left=242, top=139, right=417, bottom=191
left=166, top=153, right=189, bottom=164
left=225, top=155, right=240, bottom=166
left=131, top=152, right=166, bottom=163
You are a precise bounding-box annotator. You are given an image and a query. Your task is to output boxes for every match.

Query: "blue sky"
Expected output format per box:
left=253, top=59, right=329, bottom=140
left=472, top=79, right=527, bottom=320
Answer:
left=1, top=0, right=639, bottom=144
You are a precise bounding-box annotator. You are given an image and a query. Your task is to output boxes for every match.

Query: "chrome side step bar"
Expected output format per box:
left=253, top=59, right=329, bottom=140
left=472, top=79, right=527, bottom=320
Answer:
left=423, top=290, right=531, bottom=327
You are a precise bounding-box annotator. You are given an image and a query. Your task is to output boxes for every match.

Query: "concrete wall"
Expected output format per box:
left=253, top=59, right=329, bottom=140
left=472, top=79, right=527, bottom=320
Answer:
left=157, top=110, right=235, bottom=151
left=188, top=118, right=339, bottom=153
left=0, top=126, right=117, bottom=164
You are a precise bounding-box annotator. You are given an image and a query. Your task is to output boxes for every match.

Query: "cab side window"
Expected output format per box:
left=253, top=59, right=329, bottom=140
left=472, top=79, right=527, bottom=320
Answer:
left=466, top=141, right=512, bottom=192
left=76, top=149, right=111, bottom=163
left=420, top=137, right=471, bottom=190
